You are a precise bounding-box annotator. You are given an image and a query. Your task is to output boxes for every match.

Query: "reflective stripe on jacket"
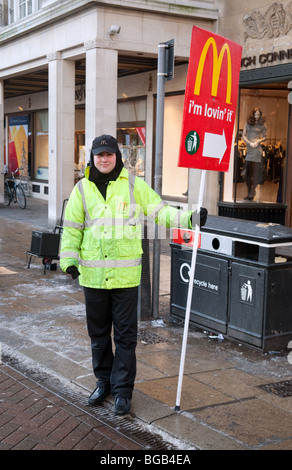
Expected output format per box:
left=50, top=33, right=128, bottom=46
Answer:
left=60, top=167, right=194, bottom=289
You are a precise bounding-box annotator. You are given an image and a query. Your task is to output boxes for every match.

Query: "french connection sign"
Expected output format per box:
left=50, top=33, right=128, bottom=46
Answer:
left=178, top=26, right=242, bottom=172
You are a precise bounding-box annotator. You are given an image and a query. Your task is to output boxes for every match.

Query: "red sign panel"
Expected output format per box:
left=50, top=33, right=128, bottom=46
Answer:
left=178, top=27, right=242, bottom=172
left=172, top=228, right=201, bottom=248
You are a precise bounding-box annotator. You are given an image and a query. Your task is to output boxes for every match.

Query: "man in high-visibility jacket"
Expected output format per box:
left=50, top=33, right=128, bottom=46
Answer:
left=60, top=134, right=207, bottom=415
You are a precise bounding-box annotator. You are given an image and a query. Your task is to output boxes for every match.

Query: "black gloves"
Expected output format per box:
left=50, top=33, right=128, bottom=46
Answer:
left=199, top=207, right=208, bottom=227
left=66, top=266, right=80, bottom=279
left=191, top=207, right=208, bottom=228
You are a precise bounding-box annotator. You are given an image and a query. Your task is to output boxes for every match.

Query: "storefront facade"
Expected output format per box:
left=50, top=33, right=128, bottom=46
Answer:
left=1, top=1, right=292, bottom=228
left=216, top=0, right=292, bottom=227
left=0, top=0, right=219, bottom=226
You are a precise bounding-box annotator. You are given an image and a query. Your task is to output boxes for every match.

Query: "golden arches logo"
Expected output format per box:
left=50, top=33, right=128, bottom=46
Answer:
left=194, top=37, right=232, bottom=104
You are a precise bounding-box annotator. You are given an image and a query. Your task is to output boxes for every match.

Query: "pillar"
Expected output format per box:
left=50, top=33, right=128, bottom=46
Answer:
left=85, top=40, right=118, bottom=158
left=47, top=52, right=75, bottom=226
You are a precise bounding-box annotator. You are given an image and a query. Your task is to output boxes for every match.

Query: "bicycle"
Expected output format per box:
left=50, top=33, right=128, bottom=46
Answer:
left=3, top=168, right=26, bottom=209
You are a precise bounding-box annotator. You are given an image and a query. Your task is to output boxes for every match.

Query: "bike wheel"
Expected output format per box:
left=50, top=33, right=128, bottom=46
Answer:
left=16, top=185, right=26, bottom=209
left=4, top=186, right=11, bottom=206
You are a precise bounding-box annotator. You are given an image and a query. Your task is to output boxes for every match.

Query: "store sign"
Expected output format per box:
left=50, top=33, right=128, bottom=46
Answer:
left=178, top=27, right=242, bottom=172
left=241, top=48, right=292, bottom=68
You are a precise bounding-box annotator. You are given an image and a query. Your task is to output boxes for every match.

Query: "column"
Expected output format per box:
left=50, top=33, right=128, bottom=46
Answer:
left=85, top=40, right=118, bottom=156
left=47, top=52, right=75, bottom=226
left=0, top=80, right=4, bottom=203
left=145, top=94, right=154, bottom=186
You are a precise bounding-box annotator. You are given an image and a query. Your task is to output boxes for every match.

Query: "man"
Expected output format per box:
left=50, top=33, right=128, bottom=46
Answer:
left=60, top=134, right=207, bottom=415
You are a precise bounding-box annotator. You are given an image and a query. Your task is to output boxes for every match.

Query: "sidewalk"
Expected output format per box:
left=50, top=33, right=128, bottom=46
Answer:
left=0, top=362, right=151, bottom=450
left=0, top=198, right=292, bottom=450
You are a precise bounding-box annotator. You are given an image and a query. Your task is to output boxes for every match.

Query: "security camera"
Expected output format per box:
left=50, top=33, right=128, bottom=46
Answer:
left=108, top=25, right=121, bottom=35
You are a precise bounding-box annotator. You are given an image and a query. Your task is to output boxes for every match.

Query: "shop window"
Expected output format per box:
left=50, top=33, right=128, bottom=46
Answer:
left=225, top=85, right=288, bottom=204
left=117, top=97, right=147, bottom=178
left=118, top=99, right=146, bottom=123
left=34, top=111, right=48, bottom=181
left=74, top=130, right=85, bottom=184
left=162, top=94, right=188, bottom=199
left=8, top=115, right=29, bottom=175
left=117, top=126, right=145, bottom=178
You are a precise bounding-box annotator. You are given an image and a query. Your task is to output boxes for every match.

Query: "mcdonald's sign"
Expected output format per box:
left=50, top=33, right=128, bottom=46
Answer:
left=178, top=27, right=242, bottom=172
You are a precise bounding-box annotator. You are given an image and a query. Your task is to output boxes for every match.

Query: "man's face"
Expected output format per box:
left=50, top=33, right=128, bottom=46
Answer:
left=94, top=152, right=116, bottom=174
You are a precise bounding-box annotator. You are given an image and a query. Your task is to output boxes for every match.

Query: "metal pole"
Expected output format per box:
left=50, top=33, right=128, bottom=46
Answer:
left=152, top=43, right=167, bottom=319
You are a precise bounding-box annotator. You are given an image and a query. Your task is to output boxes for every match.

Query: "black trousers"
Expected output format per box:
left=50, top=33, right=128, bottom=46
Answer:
left=83, top=286, right=138, bottom=399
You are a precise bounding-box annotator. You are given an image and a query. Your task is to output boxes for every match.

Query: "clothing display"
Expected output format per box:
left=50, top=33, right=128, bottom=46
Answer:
left=236, top=142, right=285, bottom=186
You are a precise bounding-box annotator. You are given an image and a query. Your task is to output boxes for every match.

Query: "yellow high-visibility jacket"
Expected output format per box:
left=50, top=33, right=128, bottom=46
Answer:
left=60, top=167, right=196, bottom=289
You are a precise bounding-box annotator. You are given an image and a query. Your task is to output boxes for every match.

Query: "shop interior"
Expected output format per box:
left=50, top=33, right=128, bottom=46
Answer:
left=117, top=126, right=146, bottom=178
left=233, top=85, right=289, bottom=204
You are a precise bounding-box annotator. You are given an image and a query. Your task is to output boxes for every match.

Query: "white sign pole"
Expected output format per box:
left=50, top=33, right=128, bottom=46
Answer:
left=175, top=169, right=206, bottom=411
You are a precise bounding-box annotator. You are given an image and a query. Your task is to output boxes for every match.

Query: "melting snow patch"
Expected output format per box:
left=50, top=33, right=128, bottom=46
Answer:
left=151, top=318, right=166, bottom=327
left=1, top=343, right=88, bottom=396
left=13, top=281, right=79, bottom=295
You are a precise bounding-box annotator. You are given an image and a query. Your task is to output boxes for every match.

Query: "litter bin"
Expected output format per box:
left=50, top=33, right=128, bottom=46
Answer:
left=170, top=215, right=292, bottom=352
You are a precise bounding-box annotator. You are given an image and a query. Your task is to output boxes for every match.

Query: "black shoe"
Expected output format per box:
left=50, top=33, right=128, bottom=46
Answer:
left=114, top=397, right=131, bottom=415
left=88, top=385, right=110, bottom=405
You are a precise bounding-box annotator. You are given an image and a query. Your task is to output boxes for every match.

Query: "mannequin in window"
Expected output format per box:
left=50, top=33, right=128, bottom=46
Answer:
left=242, top=107, right=267, bottom=200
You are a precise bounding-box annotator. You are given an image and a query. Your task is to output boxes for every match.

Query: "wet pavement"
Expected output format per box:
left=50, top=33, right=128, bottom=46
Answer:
left=0, top=198, right=292, bottom=450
